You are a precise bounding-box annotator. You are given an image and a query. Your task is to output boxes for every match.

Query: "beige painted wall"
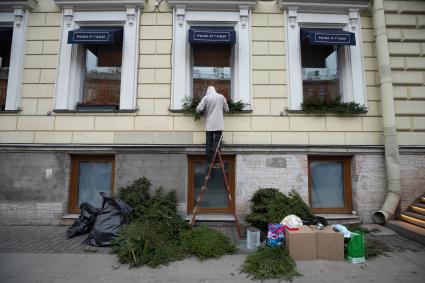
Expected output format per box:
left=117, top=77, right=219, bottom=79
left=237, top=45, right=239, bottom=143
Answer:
left=0, top=0, right=422, bottom=146
left=384, top=0, right=425, bottom=145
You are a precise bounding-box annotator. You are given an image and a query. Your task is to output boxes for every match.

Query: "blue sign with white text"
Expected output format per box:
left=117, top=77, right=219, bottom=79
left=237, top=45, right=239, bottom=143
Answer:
left=189, top=27, right=236, bottom=44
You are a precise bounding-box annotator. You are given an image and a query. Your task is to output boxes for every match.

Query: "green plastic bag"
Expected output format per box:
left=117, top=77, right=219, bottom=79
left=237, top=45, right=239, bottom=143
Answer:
left=345, top=230, right=365, bottom=263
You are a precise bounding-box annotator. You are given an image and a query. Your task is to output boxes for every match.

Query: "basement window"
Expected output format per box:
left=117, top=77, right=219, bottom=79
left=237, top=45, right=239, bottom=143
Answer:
left=69, top=155, right=115, bottom=213
left=308, top=156, right=352, bottom=214
left=187, top=155, right=235, bottom=214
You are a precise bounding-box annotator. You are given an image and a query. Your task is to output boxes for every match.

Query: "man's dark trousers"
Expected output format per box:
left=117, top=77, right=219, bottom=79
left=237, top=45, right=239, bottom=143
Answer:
left=206, top=131, right=222, bottom=164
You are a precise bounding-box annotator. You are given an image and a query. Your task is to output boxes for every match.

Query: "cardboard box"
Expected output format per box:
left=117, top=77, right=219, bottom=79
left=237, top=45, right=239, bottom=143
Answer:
left=316, top=226, right=344, bottom=261
left=285, top=225, right=316, bottom=260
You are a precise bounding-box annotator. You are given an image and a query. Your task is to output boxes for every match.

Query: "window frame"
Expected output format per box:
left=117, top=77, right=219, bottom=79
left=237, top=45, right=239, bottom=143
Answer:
left=69, top=155, right=115, bottom=214
left=0, top=7, right=30, bottom=111
left=170, top=7, right=252, bottom=110
left=54, top=5, right=141, bottom=111
left=187, top=155, right=235, bottom=214
left=308, top=156, right=353, bottom=214
left=283, top=7, right=367, bottom=110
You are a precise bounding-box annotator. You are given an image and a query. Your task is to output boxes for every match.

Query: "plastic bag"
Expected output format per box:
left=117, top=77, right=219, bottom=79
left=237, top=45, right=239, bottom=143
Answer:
left=66, top=202, right=99, bottom=238
left=281, top=215, right=303, bottom=229
left=85, top=192, right=132, bottom=247
left=266, top=223, right=284, bottom=247
left=332, top=224, right=352, bottom=238
left=345, top=231, right=365, bottom=263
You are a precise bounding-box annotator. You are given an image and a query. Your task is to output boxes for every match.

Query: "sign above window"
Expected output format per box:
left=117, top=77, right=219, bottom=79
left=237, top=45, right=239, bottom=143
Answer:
left=189, top=27, right=236, bottom=45
left=301, top=28, right=356, bottom=46
left=67, top=27, right=123, bottom=45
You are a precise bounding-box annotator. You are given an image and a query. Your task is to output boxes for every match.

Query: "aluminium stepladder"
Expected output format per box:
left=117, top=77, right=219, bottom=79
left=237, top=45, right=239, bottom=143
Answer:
left=189, top=134, right=241, bottom=238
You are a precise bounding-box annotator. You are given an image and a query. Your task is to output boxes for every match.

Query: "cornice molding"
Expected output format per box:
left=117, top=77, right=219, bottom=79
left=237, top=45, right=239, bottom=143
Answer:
left=168, top=0, right=258, bottom=11
left=54, top=0, right=145, bottom=10
left=0, top=0, right=37, bottom=11
left=277, top=0, right=368, bottom=13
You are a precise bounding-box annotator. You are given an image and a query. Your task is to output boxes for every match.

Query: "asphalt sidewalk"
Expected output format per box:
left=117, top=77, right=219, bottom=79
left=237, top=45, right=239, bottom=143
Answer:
left=0, top=225, right=424, bottom=283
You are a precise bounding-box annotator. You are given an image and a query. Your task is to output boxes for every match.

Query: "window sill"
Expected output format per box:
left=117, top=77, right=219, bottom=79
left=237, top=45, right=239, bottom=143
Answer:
left=169, top=108, right=253, bottom=114
left=0, top=109, right=21, bottom=114
left=285, top=109, right=368, bottom=116
left=53, top=108, right=138, bottom=114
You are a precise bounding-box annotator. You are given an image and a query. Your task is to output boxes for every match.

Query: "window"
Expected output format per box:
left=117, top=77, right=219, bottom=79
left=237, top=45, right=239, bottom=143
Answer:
left=67, top=27, right=124, bottom=110
left=69, top=155, right=115, bottom=213
left=187, top=155, right=235, bottom=214
left=192, top=44, right=232, bottom=101
left=169, top=1, right=256, bottom=110
left=308, top=156, right=352, bottom=213
left=0, top=2, right=34, bottom=111
left=0, top=27, right=12, bottom=110
left=279, top=1, right=368, bottom=110
left=54, top=1, right=143, bottom=111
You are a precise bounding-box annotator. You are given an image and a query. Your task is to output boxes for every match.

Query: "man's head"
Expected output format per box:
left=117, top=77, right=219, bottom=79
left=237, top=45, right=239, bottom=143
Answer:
left=206, top=86, right=217, bottom=96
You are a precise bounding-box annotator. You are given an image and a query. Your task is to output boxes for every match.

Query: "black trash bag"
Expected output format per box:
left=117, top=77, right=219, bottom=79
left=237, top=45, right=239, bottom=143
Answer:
left=85, top=192, right=133, bottom=247
left=66, top=202, right=99, bottom=238
left=302, top=216, right=329, bottom=227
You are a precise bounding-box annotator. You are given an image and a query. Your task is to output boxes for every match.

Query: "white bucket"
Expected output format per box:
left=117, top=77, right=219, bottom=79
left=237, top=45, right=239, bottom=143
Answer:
left=246, top=227, right=260, bottom=251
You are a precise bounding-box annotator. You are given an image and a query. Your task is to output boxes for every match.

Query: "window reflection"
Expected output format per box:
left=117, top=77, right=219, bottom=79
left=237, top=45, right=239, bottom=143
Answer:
left=301, top=42, right=340, bottom=104
left=78, top=161, right=113, bottom=208
left=192, top=44, right=231, bottom=100
left=82, top=44, right=122, bottom=106
left=194, top=160, right=229, bottom=208
left=310, top=161, right=344, bottom=208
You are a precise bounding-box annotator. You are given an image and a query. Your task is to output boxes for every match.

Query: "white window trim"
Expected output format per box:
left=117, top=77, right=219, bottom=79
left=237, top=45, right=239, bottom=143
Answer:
left=0, top=9, right=28, bottom=111
left=54, top=7, right=140, bottom=110
left=283, top=7, right=367, bottom=111
left=170, top=7, right=252, bottom=110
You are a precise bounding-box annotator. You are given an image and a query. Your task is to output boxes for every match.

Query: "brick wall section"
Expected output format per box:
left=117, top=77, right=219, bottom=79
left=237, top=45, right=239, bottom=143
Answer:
left=236, top=154, right=308, bottom=218
left=353, top=154, right=387, bottom=223
left=1, top=149, right=421, bottom=224
left=0, top=152, right=69, bottom=225
left=400, top=153, right=425, bottom=210
left=384, top=1, right=425, bottom=145
left=114, top=153, right=188, bottom=215
left=236, top=153, right=391, bottom=224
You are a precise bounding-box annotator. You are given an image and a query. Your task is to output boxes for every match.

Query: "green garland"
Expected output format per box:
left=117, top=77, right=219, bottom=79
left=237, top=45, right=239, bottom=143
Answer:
left=242, top=246, right=300, bottom=281
left=302, top=96, right=367, bottom=114
left=182, top=96, right=247, bottom=121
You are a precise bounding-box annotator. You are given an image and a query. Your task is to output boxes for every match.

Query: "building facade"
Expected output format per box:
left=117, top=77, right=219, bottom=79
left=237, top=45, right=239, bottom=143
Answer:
left=0, top=0, right=424, bottom=225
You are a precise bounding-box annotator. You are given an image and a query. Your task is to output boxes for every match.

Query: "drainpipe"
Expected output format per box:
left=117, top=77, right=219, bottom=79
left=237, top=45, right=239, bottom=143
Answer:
left=371, top=0, right=401, bottom=224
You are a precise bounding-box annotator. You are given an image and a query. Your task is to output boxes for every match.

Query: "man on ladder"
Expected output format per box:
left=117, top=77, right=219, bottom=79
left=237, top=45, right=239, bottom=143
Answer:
left=193, top=86, right=241, bottom=238
left=196, top=86, right=229, bottom=167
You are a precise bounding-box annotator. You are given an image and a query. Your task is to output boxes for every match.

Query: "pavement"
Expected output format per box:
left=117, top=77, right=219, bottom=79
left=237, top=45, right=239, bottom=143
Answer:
left=0, top=224, right=424, bottom=283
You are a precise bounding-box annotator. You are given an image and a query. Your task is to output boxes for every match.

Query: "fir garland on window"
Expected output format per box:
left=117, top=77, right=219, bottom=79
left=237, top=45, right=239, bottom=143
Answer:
left=182, top=96, right=247, bottom=121
left=302, top=96, right=367, bottom=114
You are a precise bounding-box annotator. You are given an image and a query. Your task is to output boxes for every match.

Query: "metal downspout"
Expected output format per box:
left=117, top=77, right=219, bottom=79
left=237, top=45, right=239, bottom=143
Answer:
left=371, top=0, right=401, bottom=224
